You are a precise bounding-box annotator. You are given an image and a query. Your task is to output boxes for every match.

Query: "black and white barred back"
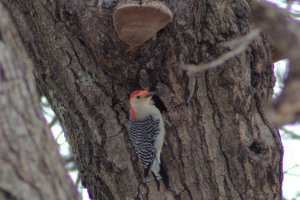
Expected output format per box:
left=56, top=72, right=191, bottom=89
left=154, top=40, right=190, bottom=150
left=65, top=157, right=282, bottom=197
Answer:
left=129, top=115, right=160, bottom=169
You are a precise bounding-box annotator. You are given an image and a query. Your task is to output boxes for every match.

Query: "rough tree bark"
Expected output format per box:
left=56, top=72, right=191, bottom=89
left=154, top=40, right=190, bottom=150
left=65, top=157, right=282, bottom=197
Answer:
left=0, top=3, right=79, bottom=200
left=2, top=0, right=283, bottom=200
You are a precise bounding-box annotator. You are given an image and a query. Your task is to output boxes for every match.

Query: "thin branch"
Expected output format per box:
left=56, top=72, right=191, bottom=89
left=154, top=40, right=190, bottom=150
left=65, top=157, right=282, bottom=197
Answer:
left=284, top=173, right=300, bottom=177
left=280, top=127, right=300, bottom=139
left=180, top=29, right=261, bottom=72
left=283, top=164, right=300, bottom=173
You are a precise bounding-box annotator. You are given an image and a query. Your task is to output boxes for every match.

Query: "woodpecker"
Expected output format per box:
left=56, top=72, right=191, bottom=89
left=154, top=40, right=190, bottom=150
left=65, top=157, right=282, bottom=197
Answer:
left=128, top=89, right=166, bottom=185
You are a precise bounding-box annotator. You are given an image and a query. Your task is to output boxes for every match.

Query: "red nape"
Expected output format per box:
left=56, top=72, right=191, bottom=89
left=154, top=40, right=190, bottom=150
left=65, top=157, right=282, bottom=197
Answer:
left=130, top=106, right=137, bottom=119
left=130, top=89, right=147, bottom=100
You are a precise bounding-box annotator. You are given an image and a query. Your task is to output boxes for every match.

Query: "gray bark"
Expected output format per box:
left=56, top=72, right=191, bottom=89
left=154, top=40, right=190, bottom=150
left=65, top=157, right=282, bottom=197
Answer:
left=0, top=3, right=79, bottom=200
left=2, top=0, right=283, bottom=199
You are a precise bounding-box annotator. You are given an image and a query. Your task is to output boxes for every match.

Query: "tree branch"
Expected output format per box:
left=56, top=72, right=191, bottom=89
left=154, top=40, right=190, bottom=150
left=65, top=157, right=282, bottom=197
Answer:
left=180, top=29, right=260, bottom=72
left=0, top=2, right=79, bottom=199
left=252, top=2, right=300, bottom=126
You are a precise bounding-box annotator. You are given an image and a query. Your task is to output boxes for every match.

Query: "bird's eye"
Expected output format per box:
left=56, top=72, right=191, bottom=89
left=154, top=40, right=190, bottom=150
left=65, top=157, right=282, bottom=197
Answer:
left=136, top=96, right=141, bottom=99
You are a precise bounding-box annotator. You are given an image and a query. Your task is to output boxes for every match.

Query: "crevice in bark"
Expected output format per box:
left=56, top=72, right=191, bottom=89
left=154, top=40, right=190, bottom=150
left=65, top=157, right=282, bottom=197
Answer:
left=0, top=188, right=17, bottom=200
left=205, top=72, right=224, bottom=130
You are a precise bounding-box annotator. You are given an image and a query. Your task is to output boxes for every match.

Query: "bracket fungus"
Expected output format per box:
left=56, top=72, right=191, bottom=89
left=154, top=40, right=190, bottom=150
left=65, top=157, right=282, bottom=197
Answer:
left=113, top=1, right=173, bottom=48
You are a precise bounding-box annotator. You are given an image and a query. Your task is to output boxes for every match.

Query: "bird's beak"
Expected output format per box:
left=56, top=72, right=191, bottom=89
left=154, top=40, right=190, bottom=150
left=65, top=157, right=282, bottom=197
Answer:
left=146, top=91, right=155, bottom=98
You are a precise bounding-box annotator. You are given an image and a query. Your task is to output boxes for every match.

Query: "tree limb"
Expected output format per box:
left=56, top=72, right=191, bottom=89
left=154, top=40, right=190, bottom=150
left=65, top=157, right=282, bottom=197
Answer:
left=252, top=2, right=300, bottom=126
left=0, top=3, right=79, bottom=199
left=180, top=29, right=261, bottom=72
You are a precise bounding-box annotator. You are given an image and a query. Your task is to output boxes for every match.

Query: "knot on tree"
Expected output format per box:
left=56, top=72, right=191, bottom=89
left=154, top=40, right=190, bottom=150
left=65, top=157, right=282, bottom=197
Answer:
left=249, top=140, right=264, bottom=155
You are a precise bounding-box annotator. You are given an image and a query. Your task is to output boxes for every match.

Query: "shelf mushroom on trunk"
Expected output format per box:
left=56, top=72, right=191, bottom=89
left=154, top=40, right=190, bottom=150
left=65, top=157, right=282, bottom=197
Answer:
left=113, top=0, right=173, bottom=48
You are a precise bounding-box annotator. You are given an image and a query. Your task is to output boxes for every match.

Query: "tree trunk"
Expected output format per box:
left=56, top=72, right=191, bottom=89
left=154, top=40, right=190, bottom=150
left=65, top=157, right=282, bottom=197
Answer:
left=2, top=0, right=283, bottom=199
left=0, top=3, right=79, bottom=200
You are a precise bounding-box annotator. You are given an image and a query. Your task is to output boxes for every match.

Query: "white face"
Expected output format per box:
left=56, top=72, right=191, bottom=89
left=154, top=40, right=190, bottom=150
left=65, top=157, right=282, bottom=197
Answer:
left=130, top=91, right=150, bottom=109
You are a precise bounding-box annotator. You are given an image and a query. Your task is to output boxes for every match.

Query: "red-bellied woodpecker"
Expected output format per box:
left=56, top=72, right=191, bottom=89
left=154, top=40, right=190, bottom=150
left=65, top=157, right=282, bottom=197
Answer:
left=129, top=89, right=166, bottom=185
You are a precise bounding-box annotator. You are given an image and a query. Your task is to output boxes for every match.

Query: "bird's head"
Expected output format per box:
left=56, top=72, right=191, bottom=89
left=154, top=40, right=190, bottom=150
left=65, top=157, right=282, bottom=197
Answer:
left=129, top=89, right=154, bottom=119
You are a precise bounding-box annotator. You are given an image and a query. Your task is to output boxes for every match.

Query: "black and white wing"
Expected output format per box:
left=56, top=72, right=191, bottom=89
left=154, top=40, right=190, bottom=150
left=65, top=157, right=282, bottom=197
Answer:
left=129, top=115, right=160, bottom=169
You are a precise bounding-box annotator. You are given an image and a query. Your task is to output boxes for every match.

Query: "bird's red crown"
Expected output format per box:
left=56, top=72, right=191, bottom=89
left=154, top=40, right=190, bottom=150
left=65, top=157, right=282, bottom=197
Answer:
left=130, top=89, right=148, bottom=100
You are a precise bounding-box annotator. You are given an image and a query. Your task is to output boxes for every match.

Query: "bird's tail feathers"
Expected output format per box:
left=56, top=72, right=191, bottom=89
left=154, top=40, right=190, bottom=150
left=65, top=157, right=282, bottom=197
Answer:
left=159, top=159, right=169, bottom=188
left=144, top=165, right=151, bottom=177
left=150, top=156, right=169, bottom=190
left=151, top=157, right=162, bottom=180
